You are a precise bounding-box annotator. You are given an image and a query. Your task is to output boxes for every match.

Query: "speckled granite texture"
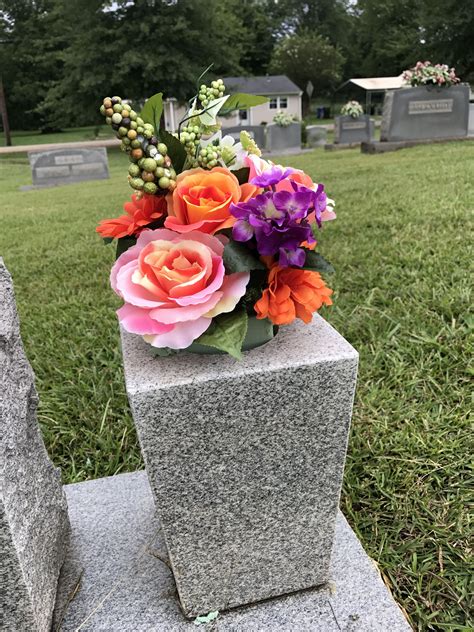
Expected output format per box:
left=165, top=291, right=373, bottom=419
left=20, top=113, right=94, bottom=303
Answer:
left=0, top=258, right=70, bottom=631
left=55, top=471, right=412, bottom=631
left=121, top=315, right=359, bottom=617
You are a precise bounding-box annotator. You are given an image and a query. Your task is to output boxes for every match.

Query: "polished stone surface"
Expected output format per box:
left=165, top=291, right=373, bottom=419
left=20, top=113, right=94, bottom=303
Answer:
left=0, top=258, right=70, bottom=632
left=121, top=316, right=359, bottom=616
left=55, top=471, right=411, bottom=631
left=380, top=85, right=469, bottom=142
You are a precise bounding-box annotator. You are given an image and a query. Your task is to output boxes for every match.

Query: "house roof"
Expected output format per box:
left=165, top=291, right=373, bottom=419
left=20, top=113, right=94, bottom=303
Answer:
left=339, top=75, right=405, bottom=92
left=223, top=75, right=302, bottom=96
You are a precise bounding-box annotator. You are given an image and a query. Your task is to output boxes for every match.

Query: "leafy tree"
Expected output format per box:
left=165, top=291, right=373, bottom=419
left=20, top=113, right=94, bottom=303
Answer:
left=269, top=31, right=345, bottom=109
left=419, top=0, right=474, bottom=80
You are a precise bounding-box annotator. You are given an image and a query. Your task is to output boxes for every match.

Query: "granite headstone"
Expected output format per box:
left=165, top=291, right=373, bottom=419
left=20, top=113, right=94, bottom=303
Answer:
left=334, top=115, right=373, bottom=144
left=0, top=258, right=70, bottom=631
left=380, top=85, right=470, bottom=142
left=306, top=125, right=328, bottom=147
left=266, top=121, right=301, bottom=152
left=28, top=147, right=109, bottom=188
left=223, top=125, right=266, bottom=150
left=121, top=315, right=358, bottom=618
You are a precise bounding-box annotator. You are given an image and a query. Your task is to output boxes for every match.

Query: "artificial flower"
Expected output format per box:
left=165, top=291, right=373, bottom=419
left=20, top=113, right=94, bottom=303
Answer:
left=230, top=189, right=315, bottom=267
left=254, top=265, right=333, bottom=325
left=165, top=167, right=242, bottom=235
left=96, top=194, right=167, bottom=239
left=276, top=170, right=336, bottom=222
left=111, top=228, right=249, bottom=349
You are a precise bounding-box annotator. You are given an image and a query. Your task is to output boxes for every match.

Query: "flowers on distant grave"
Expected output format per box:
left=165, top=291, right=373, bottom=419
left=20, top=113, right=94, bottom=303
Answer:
left=340, top=101, right=364, bottom=118
left=403, top=62, right=460, bottom=88
left=273, top=110, right=296, bottom=127
left=96, top=74, right=336, bottom=357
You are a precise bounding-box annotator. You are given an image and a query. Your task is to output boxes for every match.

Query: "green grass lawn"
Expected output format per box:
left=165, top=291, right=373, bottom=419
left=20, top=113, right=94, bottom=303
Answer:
left=0, top=143, right=472, bottom=630
left=0, top=124, right=114, bottom=146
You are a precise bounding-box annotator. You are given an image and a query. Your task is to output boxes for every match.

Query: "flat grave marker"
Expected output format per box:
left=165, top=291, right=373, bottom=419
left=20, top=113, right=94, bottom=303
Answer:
left=26, top=147, right=109, bottom=189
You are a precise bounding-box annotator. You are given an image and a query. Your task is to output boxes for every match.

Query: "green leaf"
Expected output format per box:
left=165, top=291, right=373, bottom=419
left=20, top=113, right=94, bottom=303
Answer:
left=232, top=167, right=250, bottom=185
left=140, top=92, right=163, bottom=132
left=116, top=236, right=136, bottom=259
left=196, top=63, right=214, bottom=89
left=219, top=93, right=268, bottom=116
left=102, top=237, right=113, bottom=245
left=302, top=250, right=335, bottom=274
left=223, top=241, right=265, bottom=273
left=199, top=94, right=229, bottom=126
left=159, top=129, right=187, bottom=174
left=195, top=311, right=248, bottom=360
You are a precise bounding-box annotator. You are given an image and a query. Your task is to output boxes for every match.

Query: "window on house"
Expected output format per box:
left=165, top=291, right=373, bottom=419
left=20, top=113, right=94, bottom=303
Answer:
left=239, top=109, right=248, bottom=121
left=269, top=98, right=278, bottom=109
left=279, top=97, right=288, bottom=109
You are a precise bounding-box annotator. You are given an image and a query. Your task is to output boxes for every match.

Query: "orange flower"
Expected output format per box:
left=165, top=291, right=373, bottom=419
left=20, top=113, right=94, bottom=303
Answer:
left=254, top=265, right=333, bottom=325
left=96, top=194, right=167, bottom=239
left=165, top=167, right=253, bottom=235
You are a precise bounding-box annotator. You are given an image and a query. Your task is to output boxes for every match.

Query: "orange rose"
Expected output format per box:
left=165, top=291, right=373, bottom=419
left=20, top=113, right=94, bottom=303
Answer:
left=254, top=265, right=333, bottom=325
left=165, top=167, right=256, bottom=235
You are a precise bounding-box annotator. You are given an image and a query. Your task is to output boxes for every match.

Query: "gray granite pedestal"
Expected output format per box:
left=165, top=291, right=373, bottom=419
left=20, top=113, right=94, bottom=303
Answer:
left=121, top=316, right=359, bottom=617
left=54, top=471, right=412, bottom=631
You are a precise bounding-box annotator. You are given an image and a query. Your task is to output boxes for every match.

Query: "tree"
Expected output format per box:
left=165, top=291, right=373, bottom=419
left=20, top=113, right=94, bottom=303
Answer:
left=269, top=32, right=345, bottom=110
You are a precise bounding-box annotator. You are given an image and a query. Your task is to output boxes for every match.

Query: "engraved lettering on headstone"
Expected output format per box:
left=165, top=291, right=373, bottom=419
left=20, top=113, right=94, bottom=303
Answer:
left=71, top=162, right=106, bottom=175
left=342, top=121, right=366, bottom=130
left=55, top=155, right=84, bottom=165
left=408, top=99, right=454, bottom=115
left=35, top=166, right=71, bottom=179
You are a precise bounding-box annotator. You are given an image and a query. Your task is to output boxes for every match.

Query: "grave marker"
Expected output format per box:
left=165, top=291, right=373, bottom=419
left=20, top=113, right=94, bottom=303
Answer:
left=27, top=147, right=109, bottom=188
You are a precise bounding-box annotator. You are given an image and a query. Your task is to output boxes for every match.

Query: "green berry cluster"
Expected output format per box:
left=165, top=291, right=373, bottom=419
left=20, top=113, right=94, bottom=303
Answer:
left=178, top=124, right=201, bottom=158
left=197, top=143, right=221, bottom=169
left=100, top=96, right=176, bottom=195
left=198, top=79, right=225, bottom=107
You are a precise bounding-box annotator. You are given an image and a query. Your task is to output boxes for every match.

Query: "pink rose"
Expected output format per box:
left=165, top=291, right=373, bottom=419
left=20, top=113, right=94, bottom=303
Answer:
left=111, top=228, right=249, bottom=349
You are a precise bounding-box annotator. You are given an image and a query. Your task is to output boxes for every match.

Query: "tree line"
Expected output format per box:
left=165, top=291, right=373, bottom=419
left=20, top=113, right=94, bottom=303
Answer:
left=0, top=0, right=472, bottom=131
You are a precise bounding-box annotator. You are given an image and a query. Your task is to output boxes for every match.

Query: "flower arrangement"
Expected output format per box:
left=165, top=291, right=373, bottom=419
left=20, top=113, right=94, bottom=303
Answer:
left=272, top=110, right=296, bottom=127
left=97, top=75, right=336, bottom=359
left=402, top=61, right=460, bottom=88
left=340, top=100, right=364, bottom=118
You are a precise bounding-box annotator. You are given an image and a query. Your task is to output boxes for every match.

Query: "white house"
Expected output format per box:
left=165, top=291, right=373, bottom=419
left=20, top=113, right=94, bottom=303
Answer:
left=163, top=75, right=303, bottom=131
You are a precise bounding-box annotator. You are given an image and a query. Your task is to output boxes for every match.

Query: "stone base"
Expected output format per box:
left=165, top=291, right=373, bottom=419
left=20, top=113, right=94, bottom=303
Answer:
left=361, top=136, right=474, bottom=154
left=324, top=142, right=361, bottom=151
left=54, top=471, right=411, bottom=631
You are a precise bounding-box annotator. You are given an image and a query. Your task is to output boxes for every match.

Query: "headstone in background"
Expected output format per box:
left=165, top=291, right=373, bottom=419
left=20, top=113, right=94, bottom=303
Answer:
left=380, top=85, right=469, bottom=142
left=121, top=316, right=358, bottom=618
left=306, top=125, right=328, bottom=147
left=334, top=115, right=373, bottom=144
left=27, top=147, right=109, bottom=188
left=265, top=121, right=301, bottom=152
left=0, top=258, right=70, bottom=632
left=223, top=125, right=266, bottom=150
left=468, top=102, right=474, bottom=136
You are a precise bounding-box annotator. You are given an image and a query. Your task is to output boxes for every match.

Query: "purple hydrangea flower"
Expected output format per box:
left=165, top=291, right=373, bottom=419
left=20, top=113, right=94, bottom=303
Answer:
left=250, top=164, right=295, bottom=188
left=230, top=188, right=316, bottom=267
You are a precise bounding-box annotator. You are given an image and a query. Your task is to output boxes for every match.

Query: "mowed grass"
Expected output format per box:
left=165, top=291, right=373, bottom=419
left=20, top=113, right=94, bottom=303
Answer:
left=0, top=124, right=114, bottom=146
left=0, top=143, right=472, bottom=630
